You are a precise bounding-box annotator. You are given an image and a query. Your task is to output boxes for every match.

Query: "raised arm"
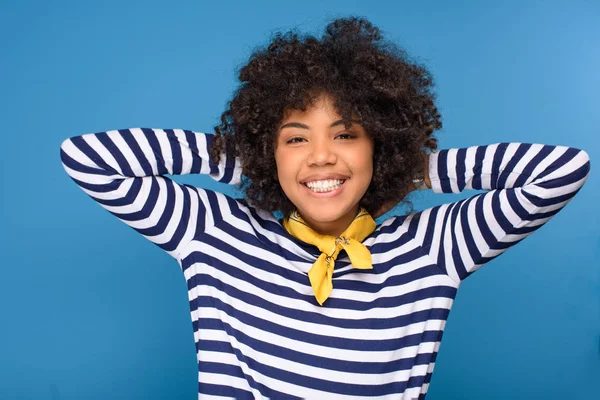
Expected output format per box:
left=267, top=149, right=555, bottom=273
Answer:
left=59, top=128, right=242, bottom=260
left=404, top=142, right=591, bottom=284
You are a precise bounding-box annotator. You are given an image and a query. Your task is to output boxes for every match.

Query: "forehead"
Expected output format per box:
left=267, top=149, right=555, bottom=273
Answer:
left=281, top=95, right=339, bottom=120
left=278, top=95, right=364, bottom=131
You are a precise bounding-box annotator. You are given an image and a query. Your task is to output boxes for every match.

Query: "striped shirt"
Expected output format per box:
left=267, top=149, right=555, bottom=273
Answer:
left=59, top=128, right=591, bottom=399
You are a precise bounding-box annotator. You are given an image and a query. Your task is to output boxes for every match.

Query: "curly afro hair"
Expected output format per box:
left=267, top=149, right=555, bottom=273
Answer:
left=211, top=16, right=442, bottom=218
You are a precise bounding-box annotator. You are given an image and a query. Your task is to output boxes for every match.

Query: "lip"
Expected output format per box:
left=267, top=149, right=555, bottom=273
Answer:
left=301, top=179, right=347, bottom=198
left=300, top=173, right=350, bottom=184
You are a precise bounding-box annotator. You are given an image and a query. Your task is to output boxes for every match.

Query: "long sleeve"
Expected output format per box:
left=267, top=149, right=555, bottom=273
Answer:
left=60, top=127, right=242, bottom=260
left=404, top=142, right=591, bottom=284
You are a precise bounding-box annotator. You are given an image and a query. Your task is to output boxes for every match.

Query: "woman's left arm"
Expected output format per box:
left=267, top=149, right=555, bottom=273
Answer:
left=404, top=142, right=591, bottom=284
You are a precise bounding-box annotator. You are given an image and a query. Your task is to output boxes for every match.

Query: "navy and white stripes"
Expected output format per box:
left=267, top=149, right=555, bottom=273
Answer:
left=408, top=142, right=590, bottom=283
left=60, top=128, right=241, bottom=259
left=60, top=128, right=590, bottom=399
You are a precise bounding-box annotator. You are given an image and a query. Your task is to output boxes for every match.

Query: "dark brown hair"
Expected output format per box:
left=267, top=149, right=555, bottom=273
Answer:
left=211, top=16, right=442, bottom=217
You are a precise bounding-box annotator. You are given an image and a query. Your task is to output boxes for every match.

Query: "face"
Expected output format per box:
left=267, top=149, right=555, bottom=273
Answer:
left=274, top=93, right=374, bottom=236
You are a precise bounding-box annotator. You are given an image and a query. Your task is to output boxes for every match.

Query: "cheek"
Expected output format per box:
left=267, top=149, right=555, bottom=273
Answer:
left=360, top=152, right=374, bottom=186
left=356, top=150, right=374, bottom=176
left=274, top=151, right=295, bottom=187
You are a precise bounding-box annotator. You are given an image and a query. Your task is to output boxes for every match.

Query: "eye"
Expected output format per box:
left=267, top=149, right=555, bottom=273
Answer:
left=336, top=132, right=356, bottom=140
left=286, top=137, right=306, bottom=144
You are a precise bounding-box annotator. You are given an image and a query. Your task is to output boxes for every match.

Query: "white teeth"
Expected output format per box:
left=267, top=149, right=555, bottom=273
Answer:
left=304, top=179, right=345, bottom=193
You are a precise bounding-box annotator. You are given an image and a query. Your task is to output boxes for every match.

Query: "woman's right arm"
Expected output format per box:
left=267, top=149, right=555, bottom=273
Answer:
left=59, top=127, right=242, bottom=260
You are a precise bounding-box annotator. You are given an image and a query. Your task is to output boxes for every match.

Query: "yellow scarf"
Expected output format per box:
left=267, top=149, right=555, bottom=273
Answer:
left=283, top=208, right=376, bottom=306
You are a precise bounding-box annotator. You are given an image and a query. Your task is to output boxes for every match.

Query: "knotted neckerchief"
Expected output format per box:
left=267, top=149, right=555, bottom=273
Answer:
left=283, top=208, right=376, bottom=305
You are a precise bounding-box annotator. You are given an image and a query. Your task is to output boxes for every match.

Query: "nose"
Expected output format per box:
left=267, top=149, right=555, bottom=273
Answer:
left=307, top=138, right=337, bottom=166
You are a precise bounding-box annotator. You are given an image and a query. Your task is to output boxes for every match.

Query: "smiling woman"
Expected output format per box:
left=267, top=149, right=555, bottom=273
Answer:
left=210, top=18, right=442, bottom=219
left=274, top=93, right=374, bottom=236
left=59, top=15, right=591, bottom=400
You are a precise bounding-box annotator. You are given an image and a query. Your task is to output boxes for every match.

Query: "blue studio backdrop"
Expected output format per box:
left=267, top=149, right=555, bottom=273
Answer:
left=1, top=1, right=598, bottom=399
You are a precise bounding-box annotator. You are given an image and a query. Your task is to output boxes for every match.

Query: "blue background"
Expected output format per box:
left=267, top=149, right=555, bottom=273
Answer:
left=1, top=0, right=598, bottom=399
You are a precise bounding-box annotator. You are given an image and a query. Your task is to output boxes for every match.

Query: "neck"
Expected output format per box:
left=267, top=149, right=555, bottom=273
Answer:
left=297, top=205, right=360, bottom=237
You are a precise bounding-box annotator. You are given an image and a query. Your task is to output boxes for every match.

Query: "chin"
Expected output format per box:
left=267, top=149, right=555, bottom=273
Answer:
left=304, top=212, right=343, bottom=223
left=298, top=204, right=354, bottom=223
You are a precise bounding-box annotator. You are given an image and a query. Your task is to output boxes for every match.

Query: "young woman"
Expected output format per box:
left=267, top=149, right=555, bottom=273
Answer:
left=59, top=16, right=590, bottom=400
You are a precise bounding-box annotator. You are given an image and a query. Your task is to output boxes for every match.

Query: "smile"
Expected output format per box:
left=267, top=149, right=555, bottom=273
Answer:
left=303, top=179, right=346, bottom=194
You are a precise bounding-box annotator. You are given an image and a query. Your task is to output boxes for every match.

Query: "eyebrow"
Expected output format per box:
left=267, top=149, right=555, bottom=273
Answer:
left=279, top=119, right=362, bottom=130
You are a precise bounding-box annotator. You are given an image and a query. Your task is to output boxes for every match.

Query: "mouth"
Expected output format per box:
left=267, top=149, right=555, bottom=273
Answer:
left=302, top=179, right=347, bottom=194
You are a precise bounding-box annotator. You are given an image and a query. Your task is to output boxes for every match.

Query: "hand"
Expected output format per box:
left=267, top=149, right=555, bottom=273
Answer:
left=423, top=152, right=431, bottom=189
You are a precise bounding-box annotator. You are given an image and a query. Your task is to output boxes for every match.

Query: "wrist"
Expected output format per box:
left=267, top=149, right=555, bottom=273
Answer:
left=412, top=153, right=431, bottom=190
left=424, top=153, right=431, bottom=189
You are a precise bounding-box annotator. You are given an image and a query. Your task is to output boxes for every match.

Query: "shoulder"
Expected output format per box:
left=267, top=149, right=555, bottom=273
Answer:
left=367, top=213, right=414, bottom=246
